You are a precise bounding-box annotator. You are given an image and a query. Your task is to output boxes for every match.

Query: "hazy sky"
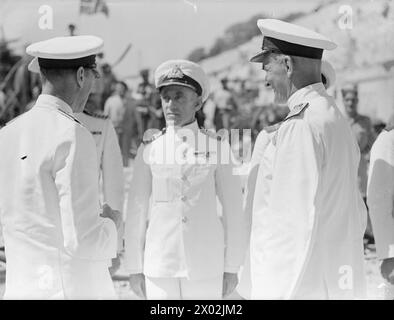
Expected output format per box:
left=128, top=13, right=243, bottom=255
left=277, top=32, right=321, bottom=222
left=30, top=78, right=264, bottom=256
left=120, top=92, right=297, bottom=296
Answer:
left=1, top=0, right=317, bottom=77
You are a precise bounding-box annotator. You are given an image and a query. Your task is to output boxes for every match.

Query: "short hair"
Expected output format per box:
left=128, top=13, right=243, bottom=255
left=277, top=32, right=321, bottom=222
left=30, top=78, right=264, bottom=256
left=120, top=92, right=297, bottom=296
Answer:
left=117, top=81, right=128, bottom=91
left=40, top=67, right=78, bottom=77
left=140, top=69, right=149, bottom=77
left=40, top=67, right=77, bottom=82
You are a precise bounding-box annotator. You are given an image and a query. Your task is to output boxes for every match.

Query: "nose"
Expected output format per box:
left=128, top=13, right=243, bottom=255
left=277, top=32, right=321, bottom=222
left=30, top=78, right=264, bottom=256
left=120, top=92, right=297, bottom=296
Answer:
left=166, top=100, right=178, bottom=111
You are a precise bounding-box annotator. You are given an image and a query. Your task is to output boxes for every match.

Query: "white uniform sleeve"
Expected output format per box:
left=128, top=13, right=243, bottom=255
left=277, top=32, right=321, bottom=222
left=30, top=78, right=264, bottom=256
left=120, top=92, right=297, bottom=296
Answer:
left=244, top=131, right=271, bottom=236
left=269, top=120, right=322, bottom=283
left=124, top=143, right=152, bottom=274
left=53, top=125, right=117, bottom=261
left=367, top=132, right=394, bottom=260
left=102, top=120, right=125, bottom=251
left=215, top=139, right=247, bottom=273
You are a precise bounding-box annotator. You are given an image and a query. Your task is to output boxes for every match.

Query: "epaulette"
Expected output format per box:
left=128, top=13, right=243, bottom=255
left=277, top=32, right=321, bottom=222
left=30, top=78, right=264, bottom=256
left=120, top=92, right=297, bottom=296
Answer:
left=284, top=102, right=309, bottom=122
left=385, top=123, right=394, bottom=131
left=83, top=110, right=108, bottom=120
left=199, top=128, right=222, bottom=141
left=58, top=109, right=82, bottom=125
left=142, top=127, right=166, bottom=145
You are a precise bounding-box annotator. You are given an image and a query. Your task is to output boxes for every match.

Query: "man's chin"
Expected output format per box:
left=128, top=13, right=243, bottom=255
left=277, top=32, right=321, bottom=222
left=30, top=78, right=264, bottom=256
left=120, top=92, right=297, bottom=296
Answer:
left=166, top=115, right=180, bottom=125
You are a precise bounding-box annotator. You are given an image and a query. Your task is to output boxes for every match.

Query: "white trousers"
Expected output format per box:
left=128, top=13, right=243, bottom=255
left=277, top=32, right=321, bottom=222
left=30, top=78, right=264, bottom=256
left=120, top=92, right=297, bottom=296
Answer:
left=145, top=275, right=223, bottom=300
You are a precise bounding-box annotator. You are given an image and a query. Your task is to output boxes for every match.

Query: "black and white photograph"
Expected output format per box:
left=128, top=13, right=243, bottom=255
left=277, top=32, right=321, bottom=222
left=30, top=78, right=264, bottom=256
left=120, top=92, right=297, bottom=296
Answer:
left=0, top=0, right=394, bottom=306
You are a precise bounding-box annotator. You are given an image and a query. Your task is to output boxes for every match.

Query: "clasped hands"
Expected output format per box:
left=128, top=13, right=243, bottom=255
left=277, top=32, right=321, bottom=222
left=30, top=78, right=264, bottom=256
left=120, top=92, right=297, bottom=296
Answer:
left=100, top=203, right=122, bottom=230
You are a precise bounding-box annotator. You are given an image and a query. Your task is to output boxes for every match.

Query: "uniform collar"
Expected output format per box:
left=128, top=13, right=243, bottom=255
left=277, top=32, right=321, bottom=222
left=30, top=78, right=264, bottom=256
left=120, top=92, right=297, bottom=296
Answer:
left=181, top=120, right=199, bottom=132
left=166, top=120, right=199, bottom=133
left=34, top=94, right=73, bottom=115
left=287, top=82, right=325, bottom=111
left=166, top=120, right=200, bottom=141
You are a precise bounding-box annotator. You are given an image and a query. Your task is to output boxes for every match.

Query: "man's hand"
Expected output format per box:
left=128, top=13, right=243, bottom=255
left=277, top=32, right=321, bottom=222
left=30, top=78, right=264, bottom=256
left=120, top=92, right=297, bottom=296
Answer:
left=381, top=257, right=394, bottom=284
left=222, top=272, right=238, bottom=298
left=100, top=204, right=122, bottom=230
left=129, top=273, right=146, bottom=299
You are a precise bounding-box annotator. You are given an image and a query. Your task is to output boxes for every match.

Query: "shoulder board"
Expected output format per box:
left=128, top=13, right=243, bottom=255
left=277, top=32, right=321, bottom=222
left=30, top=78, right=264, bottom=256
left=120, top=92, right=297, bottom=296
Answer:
left=199, top=128, right=222, bottom=141
left=385, top=123, right=394, bottom=132
left=263, top=121, right=282, bottom=133
left=58, top=109, right=82, bottom=125
left=83, top=110, right=108, bottom=120
left=284, top=102, right=309, bottom=122
left=143, top=127, right=166, bottom=145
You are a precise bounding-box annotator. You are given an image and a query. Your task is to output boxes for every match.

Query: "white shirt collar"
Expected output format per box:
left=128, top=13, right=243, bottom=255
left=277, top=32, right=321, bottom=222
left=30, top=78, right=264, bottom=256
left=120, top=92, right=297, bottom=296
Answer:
left=167, top=120, right=199, bottom=132
left=181, top=120, right=199, bottom=132
left=34, top=94, right=73, bottom=114
left=166, top=120, right=200, bottom=141
left=287, top=82, right=326, bottom=111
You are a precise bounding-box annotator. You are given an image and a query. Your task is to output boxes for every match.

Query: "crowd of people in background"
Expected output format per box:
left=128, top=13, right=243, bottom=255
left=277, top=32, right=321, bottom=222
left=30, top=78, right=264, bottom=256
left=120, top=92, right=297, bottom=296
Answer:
left=0, top=53, right=390, bottom=248
left=0, top=54, right=288, bottom=162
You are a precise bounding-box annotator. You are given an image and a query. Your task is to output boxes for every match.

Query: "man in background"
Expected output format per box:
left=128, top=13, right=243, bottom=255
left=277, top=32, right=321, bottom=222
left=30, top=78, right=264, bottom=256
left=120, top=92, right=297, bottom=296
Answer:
left=104, top=81, right=128, bottom=145
left=341, top=83, right=375, bottom=242
left=213, top=78, right=238, bottom=130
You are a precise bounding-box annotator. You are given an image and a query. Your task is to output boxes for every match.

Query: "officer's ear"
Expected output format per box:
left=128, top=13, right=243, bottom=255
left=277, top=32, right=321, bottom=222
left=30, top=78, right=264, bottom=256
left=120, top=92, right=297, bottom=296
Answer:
left=76, top=66, right=85, bottom=88
left=194, top=96, right=203, bottom=112
left=282, top=55, right=294, bottom=78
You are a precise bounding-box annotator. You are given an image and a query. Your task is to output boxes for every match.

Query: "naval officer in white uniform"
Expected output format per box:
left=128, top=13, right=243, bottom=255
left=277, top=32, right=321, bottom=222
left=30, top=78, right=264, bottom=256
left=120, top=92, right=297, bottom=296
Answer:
left=124, top=60, right=246, bottom=300
left=28, top=62, right=126, bottom=275
left=237, top=59, right=337, bottom=300
left=0, top=36, right=122, bottom=299
left=367, top=120, right=394, bottom=298
left=247, top=19, right=367, bottom=299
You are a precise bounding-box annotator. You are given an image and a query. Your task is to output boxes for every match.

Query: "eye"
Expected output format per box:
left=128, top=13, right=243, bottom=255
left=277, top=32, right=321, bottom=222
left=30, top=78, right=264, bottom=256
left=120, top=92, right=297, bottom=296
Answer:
left=92, top=69, right=100, bottom=79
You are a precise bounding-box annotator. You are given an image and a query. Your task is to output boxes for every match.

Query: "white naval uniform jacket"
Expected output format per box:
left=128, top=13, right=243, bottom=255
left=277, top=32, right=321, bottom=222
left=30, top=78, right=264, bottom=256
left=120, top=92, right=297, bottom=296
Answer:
left=250, top=83, right=367, bottom=299
left=74, top=111, right=124, bottom=251
left=0, top=94, right=117, bottom=299
left=367, top=129, right=394, bottom=260
left=124, top=121, right=246, bottom=280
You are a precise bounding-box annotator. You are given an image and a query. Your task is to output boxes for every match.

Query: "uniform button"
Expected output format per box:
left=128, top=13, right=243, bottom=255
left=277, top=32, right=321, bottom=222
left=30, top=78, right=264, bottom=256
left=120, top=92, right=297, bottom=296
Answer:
left=181, top=195, right=187, bottom=201
left=182, top=216, right=188, bottom=223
